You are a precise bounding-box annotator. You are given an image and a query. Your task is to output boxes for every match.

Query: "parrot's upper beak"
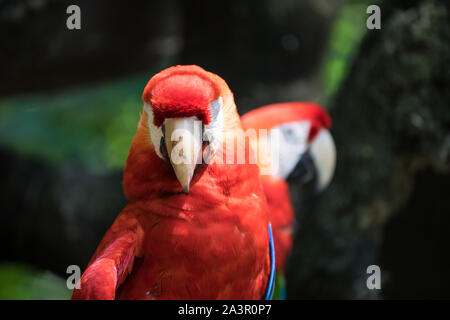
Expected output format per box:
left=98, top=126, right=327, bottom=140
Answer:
left=164, top=117, right=202, bottom=194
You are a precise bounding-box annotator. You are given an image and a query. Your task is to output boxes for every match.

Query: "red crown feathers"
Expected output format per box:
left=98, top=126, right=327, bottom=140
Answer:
left=240, top=102, right=331, bottom=142
left=142, top=65, right=221, bottom=127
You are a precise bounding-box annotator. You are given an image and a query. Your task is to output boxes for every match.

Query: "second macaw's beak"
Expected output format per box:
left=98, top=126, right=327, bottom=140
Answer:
left=164, top=117, right=202, bottom=194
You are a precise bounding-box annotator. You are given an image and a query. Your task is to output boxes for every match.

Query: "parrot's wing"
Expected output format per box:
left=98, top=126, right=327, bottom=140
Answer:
left=71, top=209, right=143, bottom=300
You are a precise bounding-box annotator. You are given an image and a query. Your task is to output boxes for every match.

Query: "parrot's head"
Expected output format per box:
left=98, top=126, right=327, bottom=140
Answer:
left=138, top=65, right=240, bottom=194
left=241, top=102, right=336, bottom=193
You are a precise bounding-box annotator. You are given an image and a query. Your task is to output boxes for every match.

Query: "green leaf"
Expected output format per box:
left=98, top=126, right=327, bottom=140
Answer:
left=0, top=263, right=71, bottom=300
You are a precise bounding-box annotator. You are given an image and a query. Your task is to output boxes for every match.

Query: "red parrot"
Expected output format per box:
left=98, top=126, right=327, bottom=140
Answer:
left=241, top=102, right=336, bottom=274
left=71, top=65, right=273, bottom=300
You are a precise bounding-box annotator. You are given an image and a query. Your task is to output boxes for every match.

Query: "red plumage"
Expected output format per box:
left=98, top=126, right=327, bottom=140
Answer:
left=241, top=102, right=331, bottom=273
left=259, top=175, right=294, bottom=271
left=241, top=102, right=331, bottom=142
left=143, top=65, right=220, bottom=126
left=72, top=65, right=271, bottom=300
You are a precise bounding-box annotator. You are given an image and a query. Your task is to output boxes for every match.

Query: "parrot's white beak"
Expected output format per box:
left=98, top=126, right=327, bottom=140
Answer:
left=164, top=117, right=202, bottom=194
left=309, top=129, right=336, bottom=192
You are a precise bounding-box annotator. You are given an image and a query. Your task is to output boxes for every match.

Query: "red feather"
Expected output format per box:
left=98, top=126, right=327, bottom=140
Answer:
left=241, top=102, right=331, bottom=142
left=143, top=65, right=220, bottom=126
left=72, top=66, right=270, bottom=300
left=259, top=175, right=294, bottom=271
left=241, top=101, right=331, bottom=273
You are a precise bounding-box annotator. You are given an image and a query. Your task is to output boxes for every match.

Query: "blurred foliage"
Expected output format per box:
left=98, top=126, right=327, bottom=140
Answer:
left=0, top=263, right=70, bottom=300
left=320, top=0, right=379, bottom=98
left=0, top=74, right=148, bottom=173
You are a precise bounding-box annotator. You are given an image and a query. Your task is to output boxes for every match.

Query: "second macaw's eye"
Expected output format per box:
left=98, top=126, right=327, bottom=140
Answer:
left=272, top=121, right=311, bottom=179
left=282, top=127, right=299, bottom=144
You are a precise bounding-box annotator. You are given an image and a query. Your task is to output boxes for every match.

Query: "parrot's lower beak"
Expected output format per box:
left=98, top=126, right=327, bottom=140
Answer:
left=286, top=129, right=336, bottom=193
left=164, top=117, right=202, bottom=194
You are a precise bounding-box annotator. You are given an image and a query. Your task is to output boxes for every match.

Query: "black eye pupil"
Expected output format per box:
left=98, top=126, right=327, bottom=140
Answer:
left=285, top=128, right=295, bottom=140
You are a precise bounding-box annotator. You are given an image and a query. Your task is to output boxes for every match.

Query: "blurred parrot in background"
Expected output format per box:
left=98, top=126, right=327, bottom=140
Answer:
left=71, top=65, right=275, bottom=300
left=241, top=102, right=336, bottom=298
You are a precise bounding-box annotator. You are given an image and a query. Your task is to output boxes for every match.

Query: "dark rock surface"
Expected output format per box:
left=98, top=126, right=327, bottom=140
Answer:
left=286, top=0, right=450, bottom=299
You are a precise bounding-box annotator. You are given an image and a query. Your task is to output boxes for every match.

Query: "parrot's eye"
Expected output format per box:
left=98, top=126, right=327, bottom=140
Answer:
left=282, top=127, right=297, bottom=143
left=278, top=121, right=310, bottom=147
left=202, top=97, right=224, bottom=157
left=271, top=121, right=311, bottom=179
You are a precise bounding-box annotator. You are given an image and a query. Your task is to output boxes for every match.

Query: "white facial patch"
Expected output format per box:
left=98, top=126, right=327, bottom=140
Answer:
left=270, top=121, right=311, bottom=179
left=203, top=97, right=224, bottom=156
left=143, top=103, right=164, bottom=160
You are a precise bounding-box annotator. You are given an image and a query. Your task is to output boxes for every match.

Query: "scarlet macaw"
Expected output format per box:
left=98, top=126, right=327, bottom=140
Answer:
left=71, top=65, right=273, bottom=299
left=241, top=102, right=336, bottom=297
